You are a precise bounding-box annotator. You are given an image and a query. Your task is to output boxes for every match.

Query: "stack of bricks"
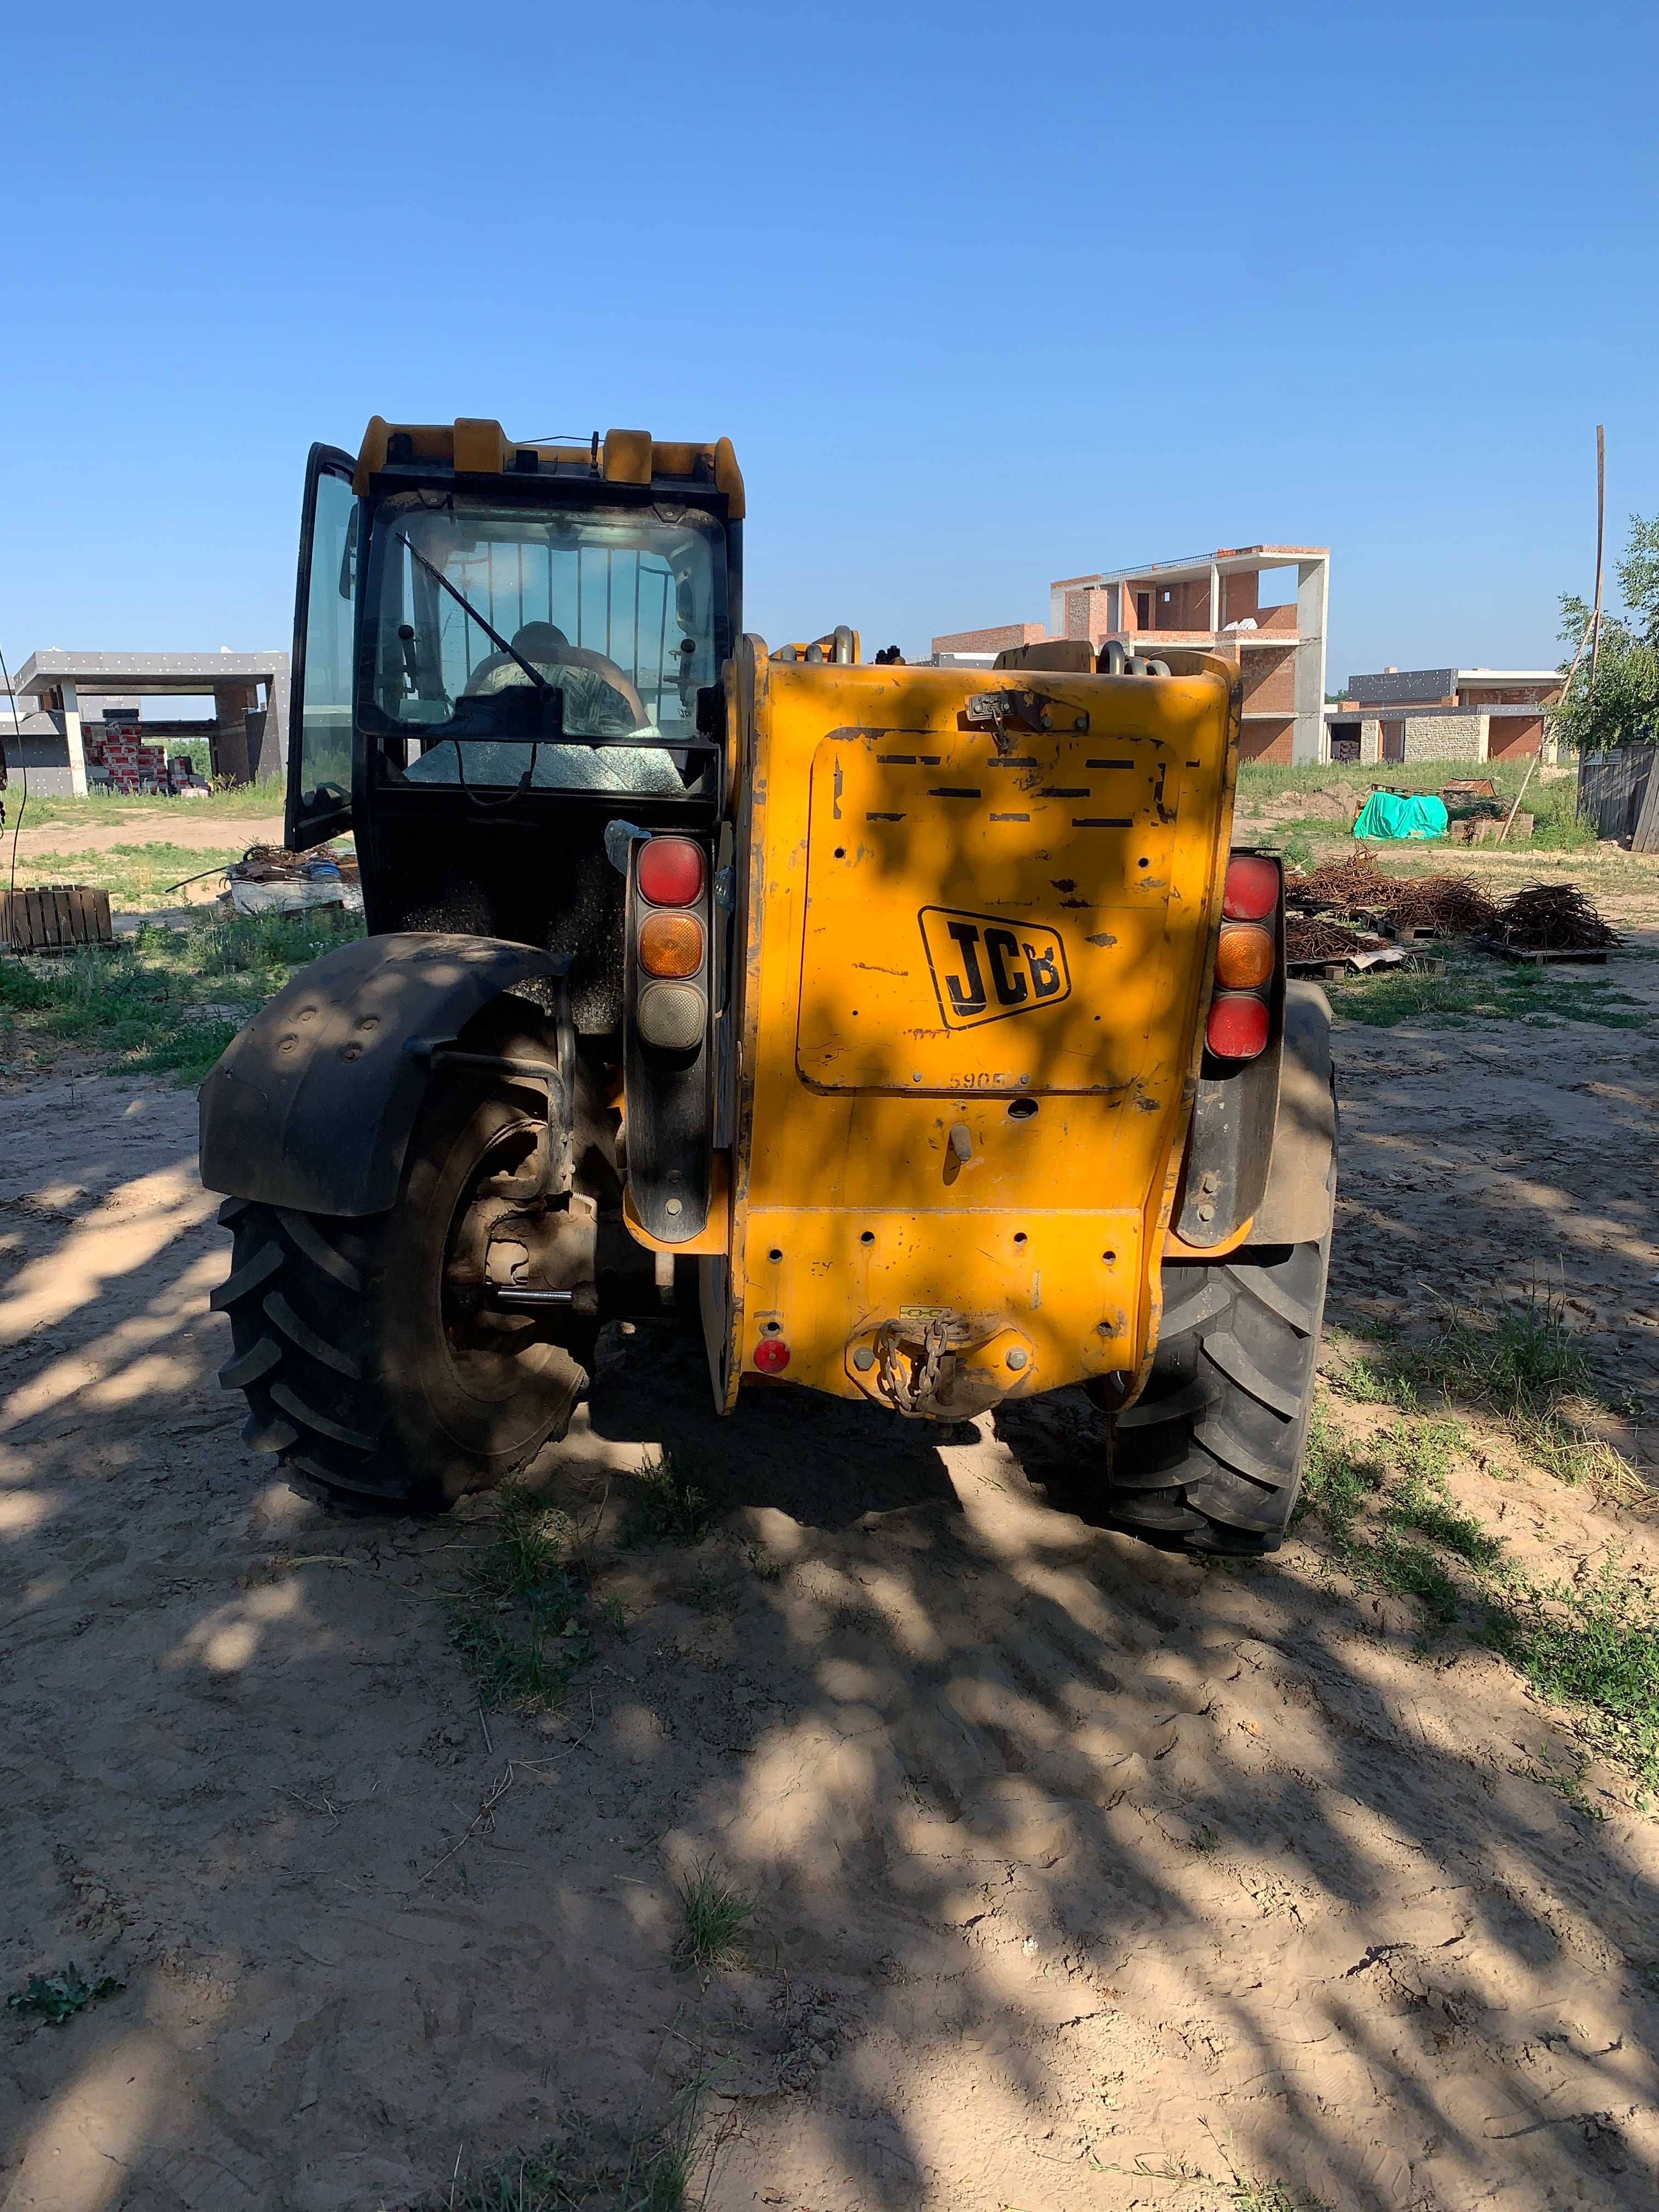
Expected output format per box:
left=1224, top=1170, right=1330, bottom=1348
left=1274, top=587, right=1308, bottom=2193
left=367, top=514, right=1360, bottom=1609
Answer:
left=91, top=721, right=170, bottom=793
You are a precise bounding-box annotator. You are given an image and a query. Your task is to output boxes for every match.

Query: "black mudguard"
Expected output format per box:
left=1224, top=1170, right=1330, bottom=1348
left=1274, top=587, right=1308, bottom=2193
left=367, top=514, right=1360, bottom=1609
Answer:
left=198, top=933, right=568, bottom=1217
left=1173, top=980, right=1335, bottom=1248
left=1250, top=980, right=1337, bottom=1244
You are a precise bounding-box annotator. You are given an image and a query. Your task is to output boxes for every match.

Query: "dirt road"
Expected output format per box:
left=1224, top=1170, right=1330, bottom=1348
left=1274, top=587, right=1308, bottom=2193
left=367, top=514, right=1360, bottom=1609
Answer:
left=7, top=813, right=284, bottom=866
left=4, top=952, right=1659, bottom=2210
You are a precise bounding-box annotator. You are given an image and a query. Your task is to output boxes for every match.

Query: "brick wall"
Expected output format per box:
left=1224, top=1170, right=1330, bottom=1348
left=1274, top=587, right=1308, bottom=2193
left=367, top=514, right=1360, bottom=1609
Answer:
left=1487, top=714, right=1544, bottom=759
left=1239, top=716, right=1294, bottom=763
left=1221, top=573, right=1259, bottom=627
left=930, top=622, right=1047, bottom=656
left=1242, top=646, right=1296, bottom=715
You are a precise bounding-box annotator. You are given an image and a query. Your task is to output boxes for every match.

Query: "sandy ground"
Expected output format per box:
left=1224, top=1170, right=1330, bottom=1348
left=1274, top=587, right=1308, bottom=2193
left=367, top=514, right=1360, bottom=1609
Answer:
left=5, top=941, right=1659, bottom=2209
left=7, top=814, right=284, bottom=866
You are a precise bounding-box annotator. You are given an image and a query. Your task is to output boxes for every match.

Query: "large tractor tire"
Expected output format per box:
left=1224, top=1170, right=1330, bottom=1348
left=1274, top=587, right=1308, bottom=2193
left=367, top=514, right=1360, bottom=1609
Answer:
left=1102, top=1227, right=1333, bottom=1556
left=211, top=1069, right=590, bottom=1511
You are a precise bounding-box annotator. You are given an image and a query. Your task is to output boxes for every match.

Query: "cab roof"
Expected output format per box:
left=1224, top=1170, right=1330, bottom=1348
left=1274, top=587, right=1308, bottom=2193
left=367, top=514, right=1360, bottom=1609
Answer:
left=353, top=417, right=744, bottom=517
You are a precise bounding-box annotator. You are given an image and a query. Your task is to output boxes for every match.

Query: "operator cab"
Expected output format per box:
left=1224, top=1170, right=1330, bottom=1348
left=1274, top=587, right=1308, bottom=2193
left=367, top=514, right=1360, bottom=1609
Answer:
left=286, top=420, right=743, bottom=1030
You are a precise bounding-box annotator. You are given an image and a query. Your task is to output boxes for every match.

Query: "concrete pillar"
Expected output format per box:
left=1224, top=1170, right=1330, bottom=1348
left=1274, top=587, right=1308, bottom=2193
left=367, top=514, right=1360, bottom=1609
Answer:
left=1293, top=556, right=1330, bottom=764
left=61, top=680, right=87, bottom=797
left=212, top=684, right=257, bottom=786
left=1207, top=562, right=1220, bottom=634
left=265, top=657, right=290, bottom=772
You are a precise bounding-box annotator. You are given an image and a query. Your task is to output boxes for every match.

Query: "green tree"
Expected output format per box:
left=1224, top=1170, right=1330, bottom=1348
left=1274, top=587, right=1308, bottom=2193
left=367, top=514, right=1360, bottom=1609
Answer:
left=1554, top=513, right=1659, bottom=752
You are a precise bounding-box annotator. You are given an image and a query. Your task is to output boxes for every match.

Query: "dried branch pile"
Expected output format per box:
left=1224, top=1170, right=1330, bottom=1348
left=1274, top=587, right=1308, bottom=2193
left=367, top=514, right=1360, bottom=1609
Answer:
left=1488, top=883, right=1622, bottom=951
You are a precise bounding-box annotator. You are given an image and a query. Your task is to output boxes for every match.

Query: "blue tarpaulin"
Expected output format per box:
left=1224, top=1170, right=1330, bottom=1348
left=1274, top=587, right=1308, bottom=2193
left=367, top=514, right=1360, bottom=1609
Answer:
left=1352, top=791, right=1449, bottom=841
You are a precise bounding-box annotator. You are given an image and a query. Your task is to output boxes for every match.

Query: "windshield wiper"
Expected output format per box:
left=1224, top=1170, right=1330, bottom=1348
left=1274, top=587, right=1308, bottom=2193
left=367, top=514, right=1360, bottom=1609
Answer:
left=395, top=534, right=552, bottom=695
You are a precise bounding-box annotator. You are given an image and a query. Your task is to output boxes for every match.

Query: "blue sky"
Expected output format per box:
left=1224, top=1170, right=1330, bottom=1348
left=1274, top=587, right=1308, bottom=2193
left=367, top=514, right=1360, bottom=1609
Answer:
left=3, top=0, right=1654, bottom=687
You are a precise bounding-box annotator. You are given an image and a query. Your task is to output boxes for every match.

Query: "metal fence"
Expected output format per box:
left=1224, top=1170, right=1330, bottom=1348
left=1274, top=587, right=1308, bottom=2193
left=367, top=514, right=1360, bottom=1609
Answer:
left=1577, top=743, right=1659, bottom=850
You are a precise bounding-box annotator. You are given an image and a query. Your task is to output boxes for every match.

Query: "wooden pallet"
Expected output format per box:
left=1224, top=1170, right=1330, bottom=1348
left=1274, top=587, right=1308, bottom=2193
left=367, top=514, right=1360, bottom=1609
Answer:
left=1475, top=937, right=1610, bottom=968
left=1287, top=950, right=1445, bottom=983
left=1286, top=956, right=1352, bottom=979
left=2, top=885, right=115, bottom=954
left=1380, top=917, right=1443, bottom=944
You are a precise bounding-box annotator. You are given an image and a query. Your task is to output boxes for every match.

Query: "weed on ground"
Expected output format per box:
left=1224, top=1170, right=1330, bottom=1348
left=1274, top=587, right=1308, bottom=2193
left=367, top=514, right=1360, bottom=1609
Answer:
left=6, top=1965, right=124, bottom=2027
left=0, top=909, right=363, bottom=1084
left=628, top=1448, right=716, bottom=1548
left=448, top=1482, right=598, bottom=1712
left=673, top=1864, right=755, bottom=1974
left=1231, top=2184, right=1329, bottom=2212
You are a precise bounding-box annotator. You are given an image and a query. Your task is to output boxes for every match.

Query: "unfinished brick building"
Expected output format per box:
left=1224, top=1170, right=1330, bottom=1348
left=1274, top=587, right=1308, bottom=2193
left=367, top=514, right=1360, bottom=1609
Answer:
left=932, top=550, right=1329, bottom=760
left=1046, top=546, right=1329, bottom=763
left=1325, top=667, right=1562, bottom=764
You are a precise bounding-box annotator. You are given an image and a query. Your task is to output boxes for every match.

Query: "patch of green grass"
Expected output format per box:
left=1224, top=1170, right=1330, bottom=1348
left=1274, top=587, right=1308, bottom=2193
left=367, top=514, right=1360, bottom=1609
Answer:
left=1420, top=1294, right=1599, bottom=1417
left=423, top=2079, right=717, bottom=2210
left=7, top=1965, right=124, bottom=2027
left=0, top=908, right=363, bottom=1084
left=673, top=1863, right=755, bottom=1973
left=1329, top=955, right=1649, bottom=1034
left=1302, top=1395, right=1659, bottom=1793
left=1297, top=1404, right=1497, bottom=1633
left=1254, top=822, right=1319, bottom=873
left=1511, top=1757, right=1607, bottom=1821
left=1239, top=758, right=1546, bottom=803
left=628, top=1448, right=716, bottom=1548
left=1484, top=1554, right=1659, bottom=1788
left=490, top=1482, right=577, bottom=1595
left=1366, top=1530, right=1464, bottom=1627
left=1334, top=1300, right=1641, bottom=1498
left=448, top=1591, right=594, bottom=1711
left=1232, top=2185, right=1328, bottom=2212
left=449, top=1481, right=596, bottom=1711
left=9, top=778, right=287, bottom=835
left=1380, top=1419, right=1508, bottom=1572
left=18, top=841, right=247, bottom=910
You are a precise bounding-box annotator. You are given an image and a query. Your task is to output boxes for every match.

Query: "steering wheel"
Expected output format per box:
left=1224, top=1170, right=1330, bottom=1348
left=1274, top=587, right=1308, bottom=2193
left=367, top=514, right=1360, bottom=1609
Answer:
left=555, top=646, right=648, bottom=726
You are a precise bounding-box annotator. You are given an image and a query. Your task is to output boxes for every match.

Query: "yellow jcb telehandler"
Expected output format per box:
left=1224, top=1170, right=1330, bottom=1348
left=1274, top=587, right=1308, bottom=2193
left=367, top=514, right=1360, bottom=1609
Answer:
left=199, top=420, right=1336, bottom=1554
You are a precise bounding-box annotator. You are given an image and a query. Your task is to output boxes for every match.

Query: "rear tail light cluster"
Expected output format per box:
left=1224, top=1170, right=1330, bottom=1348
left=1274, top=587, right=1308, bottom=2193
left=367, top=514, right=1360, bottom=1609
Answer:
left=634, top=836, right=708, bottom=1049
left=1206, top=854, right=1279, bottom=1062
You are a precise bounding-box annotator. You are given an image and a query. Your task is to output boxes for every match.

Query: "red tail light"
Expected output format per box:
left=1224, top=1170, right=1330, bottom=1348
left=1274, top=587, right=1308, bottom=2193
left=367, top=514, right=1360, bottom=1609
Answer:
left=637, top=837, right=706, bottom=907
left=1207, top=992, right=1269, bottom=1060
left=754, top=1338, right=790, bottom=1372
left=1223, top=854, right=1279, bottom=921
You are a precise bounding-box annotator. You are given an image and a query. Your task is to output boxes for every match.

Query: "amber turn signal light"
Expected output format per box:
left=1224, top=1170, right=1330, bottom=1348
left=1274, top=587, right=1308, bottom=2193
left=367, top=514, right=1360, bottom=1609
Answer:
left=1223, top=854, right=1279, bottom=921
left=1215, top=922, right=1274, bottom=990
left=639, top=910, right=705, bottom=978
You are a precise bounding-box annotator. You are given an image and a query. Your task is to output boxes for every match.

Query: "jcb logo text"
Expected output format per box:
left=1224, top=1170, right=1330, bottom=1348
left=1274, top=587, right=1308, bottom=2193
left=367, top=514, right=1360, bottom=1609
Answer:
left=918, top=907, right=1072, bottom=1031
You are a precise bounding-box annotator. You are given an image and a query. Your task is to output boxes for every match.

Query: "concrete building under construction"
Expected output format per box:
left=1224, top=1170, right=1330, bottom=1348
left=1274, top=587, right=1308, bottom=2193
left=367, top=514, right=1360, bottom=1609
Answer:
left=933, top=544, right=1330, bottom=764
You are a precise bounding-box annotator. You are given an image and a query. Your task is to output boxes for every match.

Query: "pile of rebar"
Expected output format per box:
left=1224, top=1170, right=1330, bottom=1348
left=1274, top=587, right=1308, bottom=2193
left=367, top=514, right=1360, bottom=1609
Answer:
left=1285, top=916, right=1361, bottom=963
left=1378, top=875, right=1499, bottom=935
left=1283, top=851, right=1391, bottom=914
left=1283, top=851, right=1499, bottom=935
left=1488, top=883, right=1622, bottom=951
